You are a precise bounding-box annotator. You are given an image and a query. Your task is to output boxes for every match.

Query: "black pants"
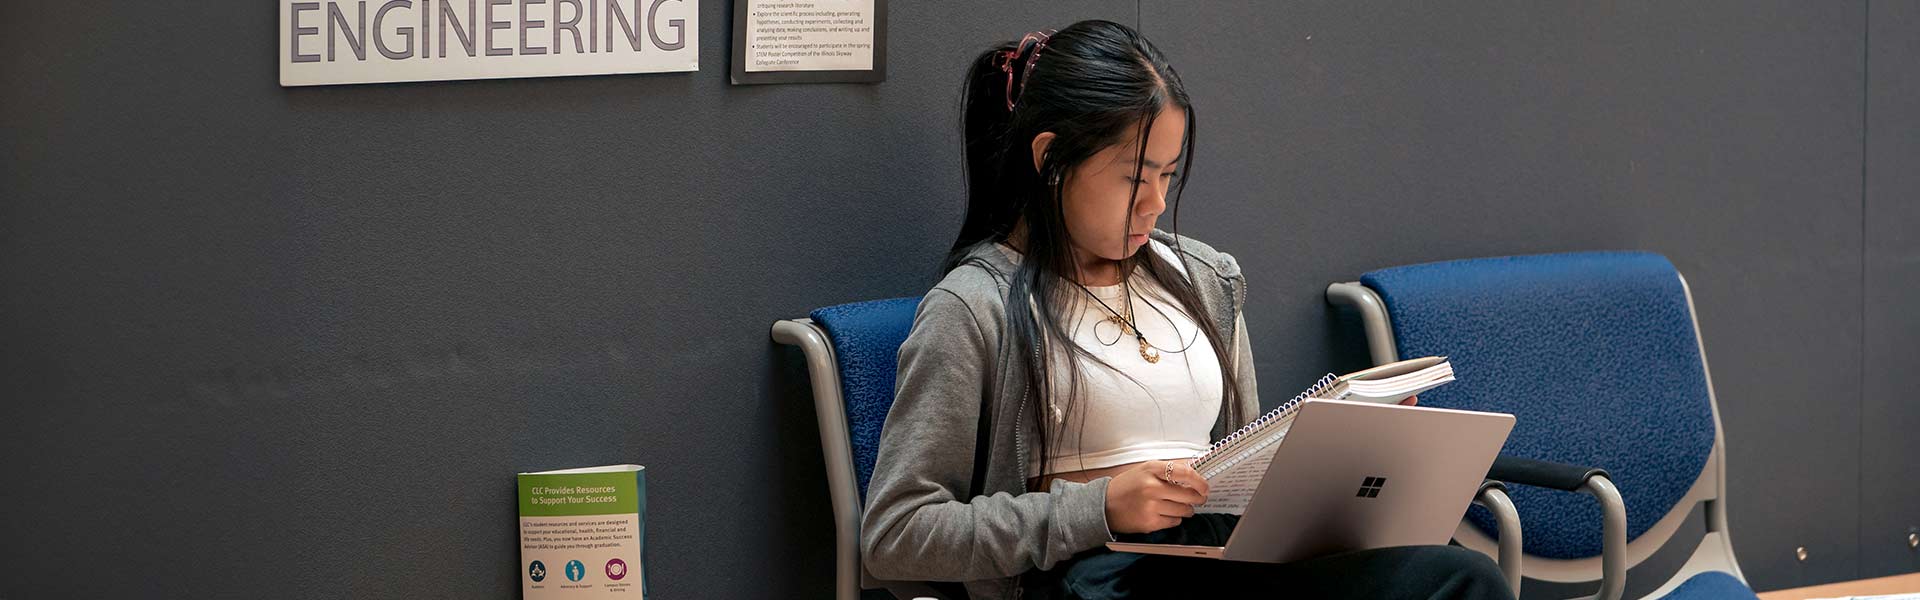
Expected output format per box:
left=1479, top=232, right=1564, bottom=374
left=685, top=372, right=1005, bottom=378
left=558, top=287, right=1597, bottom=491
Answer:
left=1024, top=514, right=1514, bottom=600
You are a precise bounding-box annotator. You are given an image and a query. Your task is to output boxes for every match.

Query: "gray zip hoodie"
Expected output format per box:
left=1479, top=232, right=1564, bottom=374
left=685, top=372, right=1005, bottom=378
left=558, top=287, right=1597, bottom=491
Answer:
left=860, top=230, right=1261, bottom=599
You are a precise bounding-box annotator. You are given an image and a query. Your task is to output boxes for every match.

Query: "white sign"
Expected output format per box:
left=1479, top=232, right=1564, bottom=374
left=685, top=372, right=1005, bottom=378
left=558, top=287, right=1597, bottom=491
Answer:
left=280, top=0, right=698, bottom=87
left=743, top=0, right=874, bottom=73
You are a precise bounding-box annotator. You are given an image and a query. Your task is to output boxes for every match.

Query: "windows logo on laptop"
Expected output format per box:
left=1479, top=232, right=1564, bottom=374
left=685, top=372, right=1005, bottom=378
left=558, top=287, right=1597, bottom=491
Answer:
left=1355, top=476, right=1387, bottom=498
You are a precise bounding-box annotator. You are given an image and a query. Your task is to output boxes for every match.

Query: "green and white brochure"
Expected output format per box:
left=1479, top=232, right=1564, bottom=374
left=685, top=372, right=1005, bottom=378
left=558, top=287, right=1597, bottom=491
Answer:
left=518, top=465, right=646, bottom=598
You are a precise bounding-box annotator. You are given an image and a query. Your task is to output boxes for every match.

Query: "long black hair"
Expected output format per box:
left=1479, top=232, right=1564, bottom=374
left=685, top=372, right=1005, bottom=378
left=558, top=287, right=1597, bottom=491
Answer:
left=944, top=20, right=1239, bottom=484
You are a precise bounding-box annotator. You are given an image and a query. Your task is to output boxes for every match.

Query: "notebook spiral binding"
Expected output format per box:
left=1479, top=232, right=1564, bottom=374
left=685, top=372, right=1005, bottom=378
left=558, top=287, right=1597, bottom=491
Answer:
left=1193, top=373, right=1338, bottom=469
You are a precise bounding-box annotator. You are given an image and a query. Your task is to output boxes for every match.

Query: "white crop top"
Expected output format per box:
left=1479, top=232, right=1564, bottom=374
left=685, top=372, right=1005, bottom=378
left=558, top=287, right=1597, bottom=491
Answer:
left=998, top=241, right=1225, bottom=477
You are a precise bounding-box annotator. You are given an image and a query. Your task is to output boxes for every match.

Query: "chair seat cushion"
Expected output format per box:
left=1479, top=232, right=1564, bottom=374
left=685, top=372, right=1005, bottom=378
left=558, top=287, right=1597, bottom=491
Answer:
left=1659, top=571, right=1757, bottom=600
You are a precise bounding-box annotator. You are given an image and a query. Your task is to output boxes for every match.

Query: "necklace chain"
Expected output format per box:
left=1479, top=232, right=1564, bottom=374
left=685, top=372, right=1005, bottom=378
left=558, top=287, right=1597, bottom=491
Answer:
left=1077, top=281, right=1161, bottom=363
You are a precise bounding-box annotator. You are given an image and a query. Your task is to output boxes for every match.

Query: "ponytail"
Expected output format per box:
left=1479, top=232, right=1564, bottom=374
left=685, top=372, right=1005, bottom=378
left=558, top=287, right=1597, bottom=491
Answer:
left=948, top=31, right=1054, bottom=273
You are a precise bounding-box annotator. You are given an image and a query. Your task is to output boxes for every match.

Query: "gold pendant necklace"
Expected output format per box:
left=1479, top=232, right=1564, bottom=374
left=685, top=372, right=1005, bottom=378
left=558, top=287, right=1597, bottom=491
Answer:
left=1105, top=314, right=1160, bottom=363
left=1083, top=277, right=1162, bottom=364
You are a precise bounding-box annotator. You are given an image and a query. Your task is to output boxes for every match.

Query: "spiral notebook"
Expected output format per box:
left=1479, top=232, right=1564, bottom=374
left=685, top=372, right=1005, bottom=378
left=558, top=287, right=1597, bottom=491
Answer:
left=1191, top=356, right=1455, bottom=514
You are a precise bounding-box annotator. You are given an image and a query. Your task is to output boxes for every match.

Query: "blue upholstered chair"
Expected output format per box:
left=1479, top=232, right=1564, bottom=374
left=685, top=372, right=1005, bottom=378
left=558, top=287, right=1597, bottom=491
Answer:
left=1327, top=252, right=1755, bottom=600
left=771, top=297, right=945, bottom=600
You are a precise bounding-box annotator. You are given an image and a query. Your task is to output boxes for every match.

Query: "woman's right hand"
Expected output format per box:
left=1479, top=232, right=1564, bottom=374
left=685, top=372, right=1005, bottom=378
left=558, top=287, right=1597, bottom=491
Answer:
left=1104, top=460, right=1210, bottom=534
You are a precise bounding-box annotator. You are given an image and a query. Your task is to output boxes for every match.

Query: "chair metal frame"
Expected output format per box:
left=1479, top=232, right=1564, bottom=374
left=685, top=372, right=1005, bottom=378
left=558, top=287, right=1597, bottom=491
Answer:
left=772, top=318, right=947, bottom=600
left=1327, top=271, right=1748, bottom=600
left=771, top=318, right=867, bottom=600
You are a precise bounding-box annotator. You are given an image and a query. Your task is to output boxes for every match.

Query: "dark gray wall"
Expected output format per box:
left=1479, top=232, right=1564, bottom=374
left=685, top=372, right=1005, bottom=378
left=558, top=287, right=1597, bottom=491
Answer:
left=1863, top=0, right=1920, bottom=581
left=0, top=1, right=1912, bottom=598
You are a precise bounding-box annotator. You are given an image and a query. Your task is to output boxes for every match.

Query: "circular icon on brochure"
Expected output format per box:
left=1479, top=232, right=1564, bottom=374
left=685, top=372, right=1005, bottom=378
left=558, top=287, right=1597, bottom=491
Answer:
left=565, top=559, right=586, bottom=582
left=605, top=558, right=628, bottom=580
left=528, top=560, right=547, bottom=582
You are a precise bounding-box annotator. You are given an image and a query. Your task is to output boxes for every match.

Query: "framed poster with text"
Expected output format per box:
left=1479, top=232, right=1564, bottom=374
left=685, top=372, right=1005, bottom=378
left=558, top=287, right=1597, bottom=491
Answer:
left=731, top=0, right=886, bottom=85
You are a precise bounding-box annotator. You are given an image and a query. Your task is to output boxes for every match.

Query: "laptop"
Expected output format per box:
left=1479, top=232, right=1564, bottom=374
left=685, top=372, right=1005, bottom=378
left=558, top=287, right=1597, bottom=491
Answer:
left=1107, top=398, right=1514, bottom=563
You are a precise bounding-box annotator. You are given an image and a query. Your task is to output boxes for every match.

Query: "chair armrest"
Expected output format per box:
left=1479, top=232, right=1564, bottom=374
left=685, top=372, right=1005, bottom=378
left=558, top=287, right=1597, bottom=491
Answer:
left=1488, top=455, right=1611, bottom=492
left=1472, top=480, right=1523, bottom=596
left=1483, top=455, right=1627, bottom=600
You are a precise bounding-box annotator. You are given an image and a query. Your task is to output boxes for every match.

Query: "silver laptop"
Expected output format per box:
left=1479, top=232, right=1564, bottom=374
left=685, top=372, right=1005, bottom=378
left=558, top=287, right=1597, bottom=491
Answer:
left=1107, top=398, right=1514, bottom=563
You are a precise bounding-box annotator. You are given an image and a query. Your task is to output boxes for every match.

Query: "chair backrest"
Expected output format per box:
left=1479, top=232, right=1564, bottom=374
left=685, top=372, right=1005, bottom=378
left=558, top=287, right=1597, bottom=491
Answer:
left=808, top=297, right=922, bottom=500
left=1359, top=252, right=1716, bottom=561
